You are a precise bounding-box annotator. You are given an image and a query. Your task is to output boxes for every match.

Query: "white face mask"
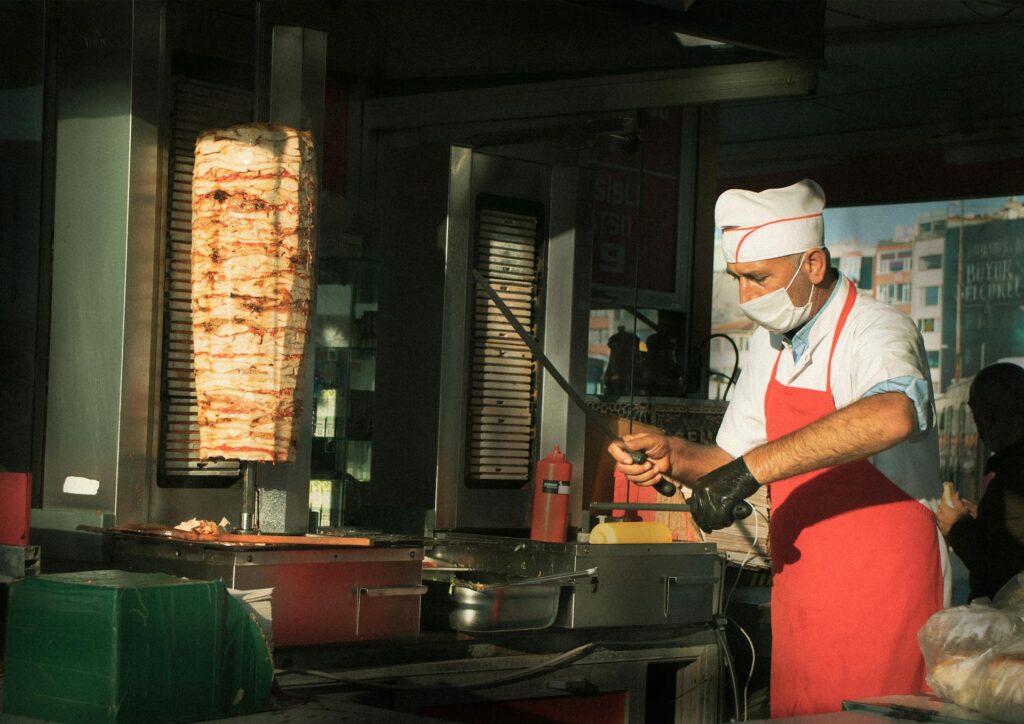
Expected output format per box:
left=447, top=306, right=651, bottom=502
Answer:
left=739, top=252, right=815, bottom=334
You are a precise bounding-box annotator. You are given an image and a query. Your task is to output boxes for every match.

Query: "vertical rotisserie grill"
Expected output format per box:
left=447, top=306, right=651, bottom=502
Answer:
left=190, top=124, right=316, bottom=463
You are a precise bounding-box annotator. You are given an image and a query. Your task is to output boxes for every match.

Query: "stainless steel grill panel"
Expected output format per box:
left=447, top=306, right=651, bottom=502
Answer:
left=468, top=207, right=540, bottom=482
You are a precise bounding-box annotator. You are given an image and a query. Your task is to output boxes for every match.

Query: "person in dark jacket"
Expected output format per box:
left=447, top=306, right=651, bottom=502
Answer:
left=937, top=362, right=1024, bottom=601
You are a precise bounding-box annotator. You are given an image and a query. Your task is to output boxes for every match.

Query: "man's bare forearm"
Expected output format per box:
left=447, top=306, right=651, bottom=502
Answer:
left=743, top=391, right=918, bottom=484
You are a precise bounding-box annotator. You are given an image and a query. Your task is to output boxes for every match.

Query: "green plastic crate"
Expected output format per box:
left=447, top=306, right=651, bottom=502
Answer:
left=3, top=570, right=272, bottom=723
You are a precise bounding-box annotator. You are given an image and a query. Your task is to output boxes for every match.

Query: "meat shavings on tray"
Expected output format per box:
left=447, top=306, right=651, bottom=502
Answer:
left=174, top=517, right=232, bottom=535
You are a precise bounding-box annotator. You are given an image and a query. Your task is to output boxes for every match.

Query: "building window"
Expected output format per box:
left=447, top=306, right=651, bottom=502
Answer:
left=879, top=283, right=911, bottom=305
left=918, top=318, right=936, bottom=333
left=919, top=219, right=947, bottom=237
left=927, top=350, right=940, bottom=368
left=923, top=286, right=940, bottom=306
left=919, top=254, right=942, bottom=271
left=878, top=250, right=913, bottom=274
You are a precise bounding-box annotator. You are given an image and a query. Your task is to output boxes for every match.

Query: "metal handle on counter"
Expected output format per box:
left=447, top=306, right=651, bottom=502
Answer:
left=354, top=584, right=428, bottom=636
left=585, top=501, right=690, bottom=533
left=591, top=495, right=753, bottom=521
left=590, top=501, right=690, bottom=512
left=472, top=566, right=599, bottom=592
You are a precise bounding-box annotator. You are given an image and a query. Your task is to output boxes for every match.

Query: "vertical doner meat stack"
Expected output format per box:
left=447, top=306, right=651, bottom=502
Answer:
left=191, top=124, right=316, bottom=463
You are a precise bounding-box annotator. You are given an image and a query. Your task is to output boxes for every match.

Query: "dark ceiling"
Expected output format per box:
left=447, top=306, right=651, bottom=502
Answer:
left=7, top=0, right=1022, bottom=202
left=262, top=0, right=1023, bottom=200
left=718, top=0, right=1024, bottom=197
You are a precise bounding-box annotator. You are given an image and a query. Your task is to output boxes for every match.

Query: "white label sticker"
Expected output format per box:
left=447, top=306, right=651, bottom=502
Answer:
left=63, top=476, right=100, bottom=495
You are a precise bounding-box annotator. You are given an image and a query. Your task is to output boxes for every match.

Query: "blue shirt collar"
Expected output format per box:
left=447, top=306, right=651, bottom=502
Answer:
left=772, top=272, right=845, bottom=363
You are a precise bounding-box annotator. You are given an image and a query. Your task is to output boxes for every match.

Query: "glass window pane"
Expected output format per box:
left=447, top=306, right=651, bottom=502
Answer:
left=587, top=307, right=685, bottom=397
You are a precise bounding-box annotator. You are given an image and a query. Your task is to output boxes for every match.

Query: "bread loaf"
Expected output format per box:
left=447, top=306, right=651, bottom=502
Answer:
left=931, top=652, right=1024, bottom=722
left=942, top=481, right=957, bottom=509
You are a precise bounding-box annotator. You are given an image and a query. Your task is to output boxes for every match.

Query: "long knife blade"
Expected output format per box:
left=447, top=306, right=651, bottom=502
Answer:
left=472, top=269, right=620, bottom=442
left=471, top=268, right=686, bottom=492
left=470, top=268, right=753, bottom=523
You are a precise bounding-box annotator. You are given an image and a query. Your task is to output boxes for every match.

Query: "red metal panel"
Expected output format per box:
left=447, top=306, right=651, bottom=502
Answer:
left=233, top=556, right=423, bottom=646
left=0, top=472, right=31, bottom=546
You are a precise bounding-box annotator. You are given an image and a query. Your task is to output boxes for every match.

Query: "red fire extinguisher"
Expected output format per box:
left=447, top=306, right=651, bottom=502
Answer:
left=530, top=446, right=572, bottom=543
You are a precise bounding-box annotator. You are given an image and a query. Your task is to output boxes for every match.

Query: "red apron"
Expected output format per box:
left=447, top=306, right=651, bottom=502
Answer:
left=765, top=281, right=943, bottom=717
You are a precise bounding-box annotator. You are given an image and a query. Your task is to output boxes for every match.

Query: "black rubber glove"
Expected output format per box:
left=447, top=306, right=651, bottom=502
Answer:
left=688, top=457, right=759, bottom=533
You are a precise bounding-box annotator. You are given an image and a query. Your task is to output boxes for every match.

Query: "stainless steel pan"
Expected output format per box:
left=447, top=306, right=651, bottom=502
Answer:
left=423, top=567, right=598, bottom=632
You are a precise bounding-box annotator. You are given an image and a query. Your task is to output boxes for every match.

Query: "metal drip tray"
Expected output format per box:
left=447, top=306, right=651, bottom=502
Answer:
left=427, top=533, right=723, bottom=629
left=422, top=567, right=599, bottom=632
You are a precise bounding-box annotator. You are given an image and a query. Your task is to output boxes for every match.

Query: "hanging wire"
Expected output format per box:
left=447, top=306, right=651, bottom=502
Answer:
left=696, top=333, right=740, bottom=399
left=626, top=117, right=644, bottom=507
left=961, top=0, right=1016, bottom=19
left=627, top=124, right=644, bottom=436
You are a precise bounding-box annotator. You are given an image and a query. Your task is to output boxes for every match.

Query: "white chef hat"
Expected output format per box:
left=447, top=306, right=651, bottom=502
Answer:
left=716, top=179, right=826, bottom=263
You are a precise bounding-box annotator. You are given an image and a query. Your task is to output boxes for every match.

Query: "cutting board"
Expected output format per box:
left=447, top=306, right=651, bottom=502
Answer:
left=82, top=523, right=372, bottom=547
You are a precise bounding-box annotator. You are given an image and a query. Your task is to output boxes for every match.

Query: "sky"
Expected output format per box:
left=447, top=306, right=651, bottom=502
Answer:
left=824, top=195, right=1011, bottom=248
left=713, top=194, right=1015, bottom=270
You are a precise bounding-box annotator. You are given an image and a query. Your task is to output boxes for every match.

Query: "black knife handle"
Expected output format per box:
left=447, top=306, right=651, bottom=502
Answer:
left=627, top=448, right=679, bottom=497
left=732, top=501, right=754, bottom=520
left=653, top=478, right=679, bottom=497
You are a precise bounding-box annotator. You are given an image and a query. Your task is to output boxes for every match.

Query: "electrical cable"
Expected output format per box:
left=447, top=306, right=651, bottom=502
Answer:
left=279, top=641, right=597, bottom=693
left=280, top=629, right=713, bottom=695
left=695, top=333, right=739, bottom=399
left=590, top=631, right=717, bottom=648
left=961, top=0, right=1016, bottom=19
left=719, top=501, right=769, bottom=719
left=624, top=119, right=645, bottom=508
left=724, top=506, right=759, bottom=613
left=727, top=616, right=758, bottom=722
left=627, top=121, right=644, bottom=437
left=712, top=623, right=742, bottom=722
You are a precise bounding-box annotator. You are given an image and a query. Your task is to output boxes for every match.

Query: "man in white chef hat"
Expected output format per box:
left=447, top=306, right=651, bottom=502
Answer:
left=609, top=180, right=945, bottom=717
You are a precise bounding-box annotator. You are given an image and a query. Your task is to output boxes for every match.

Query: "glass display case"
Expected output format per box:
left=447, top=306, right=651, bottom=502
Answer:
left=308, top=258, right=377, bottom=530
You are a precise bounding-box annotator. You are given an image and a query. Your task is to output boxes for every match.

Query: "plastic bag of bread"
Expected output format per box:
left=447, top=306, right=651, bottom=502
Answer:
left=964, top=636, right=1024, bottom=723
left=918, top=601, right=1017, bottom=678
left=993, top=572, right=1024, bottom=610
left=918, top=593, right=1024, bottom=723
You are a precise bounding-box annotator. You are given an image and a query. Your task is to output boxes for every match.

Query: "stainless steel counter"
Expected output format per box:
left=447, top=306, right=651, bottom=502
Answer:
left=112, top=534, right=425, bottom=646
left=429, top=532, right=723, bottom=628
